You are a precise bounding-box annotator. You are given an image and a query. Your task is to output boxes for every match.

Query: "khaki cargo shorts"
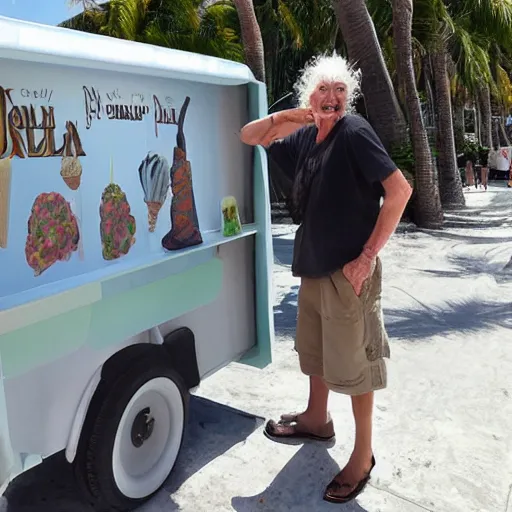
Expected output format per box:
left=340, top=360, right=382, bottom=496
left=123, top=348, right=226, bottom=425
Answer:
left=295, top=257, right=390, bottom=396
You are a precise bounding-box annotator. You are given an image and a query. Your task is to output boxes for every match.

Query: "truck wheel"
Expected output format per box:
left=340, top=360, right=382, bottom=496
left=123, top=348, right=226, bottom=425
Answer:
left=76, top=358, right=188, bottom=511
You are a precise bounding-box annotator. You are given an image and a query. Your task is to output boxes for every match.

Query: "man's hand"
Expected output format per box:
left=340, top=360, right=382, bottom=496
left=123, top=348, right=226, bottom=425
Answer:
left=275, top=108, right=314, bottom=126
left=342, top=252, right=375, bottom=296
left=241, top=108, right=314, bottom=147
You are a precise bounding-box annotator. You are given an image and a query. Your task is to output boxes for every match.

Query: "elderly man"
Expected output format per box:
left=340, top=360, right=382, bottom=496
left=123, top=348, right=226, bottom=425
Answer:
left=240, top=54, right=412, bottom=504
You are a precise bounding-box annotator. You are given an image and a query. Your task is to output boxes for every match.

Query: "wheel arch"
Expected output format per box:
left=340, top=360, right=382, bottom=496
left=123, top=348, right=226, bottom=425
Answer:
left=66, top=326, right=200, bottom=464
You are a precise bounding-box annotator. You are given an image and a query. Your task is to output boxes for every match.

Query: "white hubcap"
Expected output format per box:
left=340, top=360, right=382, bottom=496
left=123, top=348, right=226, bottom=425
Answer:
left=112, top=377, right=184, bottom=499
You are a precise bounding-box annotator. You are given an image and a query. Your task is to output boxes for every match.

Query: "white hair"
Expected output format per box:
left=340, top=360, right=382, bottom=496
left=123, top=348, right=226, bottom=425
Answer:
left=294, top=53, right=362, bottom=111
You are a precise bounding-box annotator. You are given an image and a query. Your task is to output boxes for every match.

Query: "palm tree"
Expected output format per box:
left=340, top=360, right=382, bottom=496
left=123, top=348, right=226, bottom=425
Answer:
left=403, top=0, right=466, bottom=207
left=64, top=0, right=245, bottom=62
left=231, top=0, right=266, bottom=81
left=255, top=0, right=339, bottom=106
left=447, top=0, right=512, bottom=151
left=331, top=0, right=407, bottom=151
left=392, top=0, right=442, bottom=228
left=371, top=0, right=512, bottom=205
left=478, top=86, right=493, bottom=148
left=451, top=82, right=467, bottom=153
left=431, top=48, right=465, bottom=206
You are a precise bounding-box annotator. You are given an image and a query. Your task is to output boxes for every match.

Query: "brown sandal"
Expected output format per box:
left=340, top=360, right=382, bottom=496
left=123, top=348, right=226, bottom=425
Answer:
left=323, top=455, right=376, bottom=504
left=264, top=413, right=335, bottom=442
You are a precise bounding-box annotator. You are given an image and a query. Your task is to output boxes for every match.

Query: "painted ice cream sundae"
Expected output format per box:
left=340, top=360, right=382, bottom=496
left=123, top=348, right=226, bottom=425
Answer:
left=99, top=183, right=136, bottom=260
left=25, top=192, right=80, bottom=276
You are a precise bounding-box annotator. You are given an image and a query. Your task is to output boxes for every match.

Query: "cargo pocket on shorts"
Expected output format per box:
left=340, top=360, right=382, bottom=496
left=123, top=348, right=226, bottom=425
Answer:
left=362, top=259, right=390, bottom=361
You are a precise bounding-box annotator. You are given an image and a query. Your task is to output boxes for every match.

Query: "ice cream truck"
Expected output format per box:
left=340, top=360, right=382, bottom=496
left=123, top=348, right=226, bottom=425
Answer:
left=0, top=15, right=274, bottom=510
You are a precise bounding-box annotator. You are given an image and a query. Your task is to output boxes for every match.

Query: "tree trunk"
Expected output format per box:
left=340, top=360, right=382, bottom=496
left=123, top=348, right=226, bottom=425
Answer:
left=392, top=0, right=442, bottom=228
left=432, top=48, right=465, bottom=207
left=422, top=56, right=436, bottom=130
left=479, top=85, right=492, bottom=148
left=490, top=96, right=500, bottom=148
left=331, top=0, right=407, bottom=151
left=492, top=117, right=500, bottom=149
left=475, top=100, right=482, bottom=144
left=232, top=0, right=266, bottom=83
left=452, top=94, right=465, bottom=154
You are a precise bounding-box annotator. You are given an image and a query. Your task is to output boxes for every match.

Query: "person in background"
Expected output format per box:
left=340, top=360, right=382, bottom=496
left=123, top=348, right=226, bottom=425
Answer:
left=506, top=114, right=512, bottom=140
left=240, top=54, right=412, bottom=504
left=465, top=160, right=475, bottom=190
left=481, top=163, right=489, bottom=191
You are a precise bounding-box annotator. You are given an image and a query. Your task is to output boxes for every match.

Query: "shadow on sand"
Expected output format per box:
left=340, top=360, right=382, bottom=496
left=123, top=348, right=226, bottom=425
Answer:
left=416, top=184, right=512, bottom=241
left=273, top=287, right=299, bottom=337
left=231, top=444, right=369, bottom=512
left=417, top=253, right=512, bottom=284
left=273, top=236, right=294, bottom=267
left=2, top=397, right=263, bottom=512
left=385, top=297, right=512, bottom=340
left=274, top=287, right=512, bottom=342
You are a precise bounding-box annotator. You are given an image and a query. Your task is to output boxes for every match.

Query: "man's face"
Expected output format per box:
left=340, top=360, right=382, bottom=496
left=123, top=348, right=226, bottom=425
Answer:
left=309, top=81, right=348, bottom=121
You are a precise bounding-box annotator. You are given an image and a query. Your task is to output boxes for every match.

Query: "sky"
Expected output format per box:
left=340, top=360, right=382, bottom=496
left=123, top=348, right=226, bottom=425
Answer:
left=0, top=0, right=82, bottom=26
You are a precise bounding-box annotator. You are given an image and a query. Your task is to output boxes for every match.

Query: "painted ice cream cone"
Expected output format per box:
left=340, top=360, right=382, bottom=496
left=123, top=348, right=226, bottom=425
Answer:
left=138, top=152, right=170, bottom=232
left=61, top=156, right=82, bottom=191
left=161, top=97, right=203, bottom=251
left=145, top=200, right=163, bottom=232
left=0, top=158, right=11, bottom=249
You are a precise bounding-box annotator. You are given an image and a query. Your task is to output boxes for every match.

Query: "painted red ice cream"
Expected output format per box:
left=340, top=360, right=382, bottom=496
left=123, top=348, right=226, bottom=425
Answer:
left=25, top=192, right=80, bottom=276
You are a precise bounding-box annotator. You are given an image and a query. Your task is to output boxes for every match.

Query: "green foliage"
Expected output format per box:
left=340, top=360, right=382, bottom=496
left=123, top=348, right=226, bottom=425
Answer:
left=254, top=0, right=339, bottom=106
left=62, top=0, right=244, bottom=62
left=390, top=140, right=415, bottom=177
left=461, top=137, right=480, bottom=163
left=390, top=135, right=438, bottom=181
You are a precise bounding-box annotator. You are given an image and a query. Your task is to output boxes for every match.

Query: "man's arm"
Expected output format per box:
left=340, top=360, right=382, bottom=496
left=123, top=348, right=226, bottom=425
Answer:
left=343, top=168, right=412, bottom=295
left=240, top=109, right=313, bottom=147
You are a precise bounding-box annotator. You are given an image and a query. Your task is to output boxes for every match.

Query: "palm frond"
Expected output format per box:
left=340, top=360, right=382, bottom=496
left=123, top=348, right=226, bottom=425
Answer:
left=449, top=22, right=493, bottom=93
left=102, top=0, right=151, bottom=40
left=450, top=0, right=512, bottom=50
left=278, top=0, right=302, bottom=48
left=496, top=64, right=512, bottom=111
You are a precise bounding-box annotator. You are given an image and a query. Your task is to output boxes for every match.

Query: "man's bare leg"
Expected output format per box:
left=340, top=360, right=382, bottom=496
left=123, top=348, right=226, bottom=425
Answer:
left=481, top=167, right=488, bottom=189
left=328, top=391, right=374, bottom=497
left=270, top=375, right=330, bottom=436
left=351, top=391, right=374, bottom=465
left=299, top=375, right=330, bottom=427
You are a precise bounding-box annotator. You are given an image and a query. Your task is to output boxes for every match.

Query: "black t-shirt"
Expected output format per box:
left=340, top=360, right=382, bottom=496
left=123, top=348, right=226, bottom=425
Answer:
left=268, top=114, right=397, bottom=278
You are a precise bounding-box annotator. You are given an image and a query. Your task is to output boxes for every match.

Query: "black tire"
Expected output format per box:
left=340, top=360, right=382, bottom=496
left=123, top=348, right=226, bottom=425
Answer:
left=74, top=354, right=188, bottom=511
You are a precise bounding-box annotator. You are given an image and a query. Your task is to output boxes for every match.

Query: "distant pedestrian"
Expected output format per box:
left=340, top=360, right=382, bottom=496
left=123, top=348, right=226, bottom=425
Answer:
left=465, top=160, right=475, bottom=189
left=480, top=162, right=489, bottom=191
